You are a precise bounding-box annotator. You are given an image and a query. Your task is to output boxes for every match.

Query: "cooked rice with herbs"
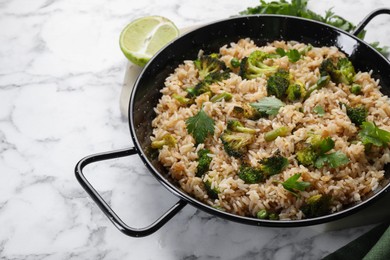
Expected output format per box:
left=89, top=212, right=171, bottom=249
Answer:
left=150, top=39, right=390, bottom=220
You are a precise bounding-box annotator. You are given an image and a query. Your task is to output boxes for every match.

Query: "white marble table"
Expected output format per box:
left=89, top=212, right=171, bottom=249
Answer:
left=1, top=0, right=390, bottom=259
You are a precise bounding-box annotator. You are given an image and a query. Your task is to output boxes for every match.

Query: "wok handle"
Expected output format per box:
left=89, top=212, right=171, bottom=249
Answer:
left=353, top=8, right=390, bottom=36
left=74, top=147, right=187, bottom=237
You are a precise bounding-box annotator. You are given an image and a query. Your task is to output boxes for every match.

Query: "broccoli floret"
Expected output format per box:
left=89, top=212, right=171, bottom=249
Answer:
left=258, top=155, right=289, bottom=177
left=296, top=135, right=335, bottom=166
left=210, top=92, right=233, bottom=103
left=151, top=134, right=177, bottom=149
left=310, top=135, right=335, bottom=154
left=286, top=82, right=306, bottom=101
left=319, top=59, right=336, bottom=76
left=203, top=70, right=231, bottom=84
left=266, top=71, right=290, bottom=99
left=203, top=180, right=219, bottom=200
left=336, top=58, right=356, bottom=84
left=239, top=50, right=279, bottom=80
left=264, top=126, right=290, bottom=142
left=343, top=104, right=368, bottom=126
left=319, top=58, right=356, bottom=85
left=227, top=120, right=256, bottom=134
left=194, top=54, right=226, bottom=80
left=351, top=84, right=362, bottom=95
left=238, top=155, right=288, bottom=184
left=238, top=164, right=264, bottom=183
left=301, top=194, right=332, bottom=218
left=296, top=146, right=318, bottom=166
left=186, top=84, right=209, bottom=98
left=196, top=149, right=212, bottom=177
left=186, top=70, right=231, bottom=98
left=231, top=105, right=264, bottom=120
left=220, top=130, right=255, bottom=158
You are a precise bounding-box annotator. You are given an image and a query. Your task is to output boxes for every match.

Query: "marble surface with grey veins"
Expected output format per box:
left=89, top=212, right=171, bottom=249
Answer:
left=1, top=0, right=390, bottom=259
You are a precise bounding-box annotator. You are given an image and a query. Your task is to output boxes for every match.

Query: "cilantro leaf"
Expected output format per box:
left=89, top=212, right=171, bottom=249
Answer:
left=281, top=173, right=311, bottom=197
left=286, top=49, right=301, bottom=62
left=239, top=0, right=389, bottom=58
left=186, top=107, right=215, bottom=144
left=313, top=105, right=325, bottom=117
left=275, top=48, right=301, bottom=62
left=314, top=151, right=350, bottom=168
left=250, top=97, right=285, bottom=116
left=276, top=47, right=286, bottom=56
left=358, top=121, right=390, bottom=147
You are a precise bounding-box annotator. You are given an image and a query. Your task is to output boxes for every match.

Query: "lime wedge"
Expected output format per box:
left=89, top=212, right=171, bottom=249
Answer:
left=119, top=16, right=179, bottom=66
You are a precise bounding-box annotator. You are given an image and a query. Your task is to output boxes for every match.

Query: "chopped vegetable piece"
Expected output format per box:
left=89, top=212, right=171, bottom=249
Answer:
left=301, top=194, right=332, bottom=218
left=239, top=50, right=279, bottom=79
left=203, top=180, right=219, bottom=200
left=194, top=54, right=226, bottom=80
left=221, top=131, right=255, bottom=158
left=210, top=92, right=233, bottom=103
left=264, top=126, right=289, bottom=141
left=196, top=149, right=212, bottom=177
left=230, top=57, right=240, bottom=68
left=227, top=120, right=256, bottom=134
left=151, top=134, right=176, bottom=149
left=259, top=155, right=289, bottom=177
left=351, top=84, right=362, bottom=95
left=172, top=94, right=191, bottom=105
left=256, top=209, right=268, bottom=219
left=238, top=164, right=264, bottom=184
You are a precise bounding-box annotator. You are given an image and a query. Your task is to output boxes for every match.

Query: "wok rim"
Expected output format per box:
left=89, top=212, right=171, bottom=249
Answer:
left=128, top=14, right=390, bottom=227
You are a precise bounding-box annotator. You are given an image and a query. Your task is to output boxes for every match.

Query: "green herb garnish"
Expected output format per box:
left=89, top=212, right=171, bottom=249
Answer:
left=358, top=122, right=390, bottom=147
left=186, top=106, right=215, bottom=144
left=239, top=0, right=389, bottom=58
left=275, top=48, right=301, bottom=62
left=250, top=97, right=285, bottom=116
left=313, top=105, right=325, bottom=117
left=314, top=151, right=350, bottom=168
left=281, top=173, right=311, bottom=197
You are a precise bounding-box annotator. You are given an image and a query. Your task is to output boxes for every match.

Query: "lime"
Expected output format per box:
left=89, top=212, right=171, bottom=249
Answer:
left=119, top=16, right=179, bottom=66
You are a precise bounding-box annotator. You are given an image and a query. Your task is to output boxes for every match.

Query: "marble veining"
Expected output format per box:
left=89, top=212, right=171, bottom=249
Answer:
left=1, top=0, right=390, bottom=259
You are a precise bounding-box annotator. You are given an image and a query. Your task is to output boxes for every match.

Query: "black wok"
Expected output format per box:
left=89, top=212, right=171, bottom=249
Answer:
left=75, top=9, right=390, bottom=237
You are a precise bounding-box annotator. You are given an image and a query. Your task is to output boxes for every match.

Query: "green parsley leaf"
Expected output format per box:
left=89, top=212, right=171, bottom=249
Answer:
left=314, top=151, right=350, bottom=168
left=281, top=173, right=311, bottom=197
left=275, top=48, right=301, bottom=62
left=286, top=49, right=301, bottom=62
left=276, top=47, right=286, bottom=56
left=186, top=106, right=215, bottom=144
left=313, top=105, right=325, bottom=116
left=358, top=121, right=390, bottom=147
left=250, top=97, right=285, bottom=116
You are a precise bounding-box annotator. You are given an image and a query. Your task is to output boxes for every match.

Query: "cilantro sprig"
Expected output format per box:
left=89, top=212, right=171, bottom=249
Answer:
left=281, top=173, right=311, bottom=197
left=276, top=48, right=301, bottom=63
left=186, top=106, right=215, bottom=144
left=314, top=151, right=350, bottom=169
left=250, top=97, right=285, bottom=116
left=240, top=0, right=389, bottom=58
left=358, top=121, right=390, bottom=147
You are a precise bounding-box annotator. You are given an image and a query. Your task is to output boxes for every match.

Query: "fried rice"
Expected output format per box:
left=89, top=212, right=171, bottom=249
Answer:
left=150, top=38, right=390, bottom=220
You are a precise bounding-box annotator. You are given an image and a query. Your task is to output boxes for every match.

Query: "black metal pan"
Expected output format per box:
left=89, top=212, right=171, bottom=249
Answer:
left=75, top=9, right=390, bottom=237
